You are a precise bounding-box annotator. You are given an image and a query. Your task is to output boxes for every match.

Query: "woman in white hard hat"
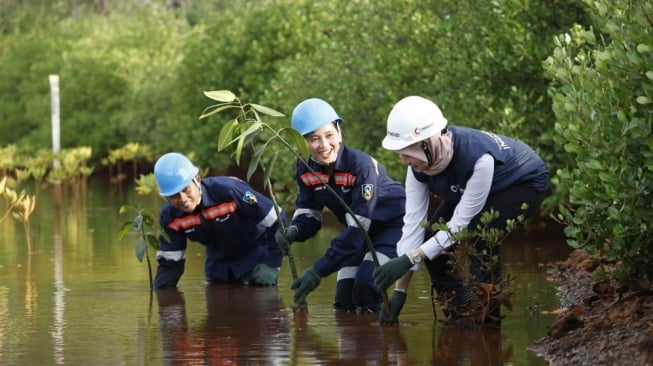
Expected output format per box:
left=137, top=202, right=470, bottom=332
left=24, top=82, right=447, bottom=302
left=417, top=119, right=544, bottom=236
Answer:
left=275, top=98, right=406, bottom=314
left=373, top=96, right=549, bottom=325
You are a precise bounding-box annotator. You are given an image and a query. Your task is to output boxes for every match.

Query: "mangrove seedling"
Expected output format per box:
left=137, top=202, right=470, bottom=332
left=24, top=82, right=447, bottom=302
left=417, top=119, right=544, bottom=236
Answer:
left=118, top=205, right=163, bottom=291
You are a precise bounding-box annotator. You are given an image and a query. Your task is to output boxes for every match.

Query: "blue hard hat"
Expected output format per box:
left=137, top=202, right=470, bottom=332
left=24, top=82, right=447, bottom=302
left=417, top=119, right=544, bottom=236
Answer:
left=291, top=98, right=342, bottom=136
left=153, top=152, right=199, bottom=197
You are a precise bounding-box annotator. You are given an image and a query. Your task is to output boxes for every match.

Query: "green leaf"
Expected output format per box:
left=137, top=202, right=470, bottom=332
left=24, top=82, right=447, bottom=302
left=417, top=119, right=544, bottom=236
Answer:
left=239, top=121, right=264, bottom=139
left=133, top=215, right=143, bottom=230
left=218, top=119, right=239, bottom=151
left=263, top=151, right=279, bottom=189
left=141, top=211, right=155, bottom=226
left=117, top=221, right=133, bottom=240
left=199, top=103, right=238, bottom=119
left=249, top=103, right=286, bottom=117
left=146, top=234, right=160, bottom=250
left=279, top=127, right=309, bottom=158
left=235, top=134, right=245, bottom=165
left=135, top=237, right=146, bottom=262
left=247, top=146, right=264, bottom=182
left=203, top=90, right=236, bottom=102
left=159, top=224, right=169, bottom=243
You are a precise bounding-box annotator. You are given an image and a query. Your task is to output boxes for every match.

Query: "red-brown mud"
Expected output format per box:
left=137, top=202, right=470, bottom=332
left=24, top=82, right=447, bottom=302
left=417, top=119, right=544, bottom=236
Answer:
left=530, top=250, right=653, bottom=365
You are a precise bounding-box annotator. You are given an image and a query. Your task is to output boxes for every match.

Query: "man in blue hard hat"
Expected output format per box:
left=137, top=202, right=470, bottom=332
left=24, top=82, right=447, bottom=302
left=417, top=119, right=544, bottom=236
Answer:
left=153, top=152, right=285, bottom=289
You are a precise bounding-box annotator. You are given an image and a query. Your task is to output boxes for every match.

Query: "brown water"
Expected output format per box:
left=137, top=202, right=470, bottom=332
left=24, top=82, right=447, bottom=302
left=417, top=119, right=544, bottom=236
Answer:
left=0, top=179, right=570, bottom=365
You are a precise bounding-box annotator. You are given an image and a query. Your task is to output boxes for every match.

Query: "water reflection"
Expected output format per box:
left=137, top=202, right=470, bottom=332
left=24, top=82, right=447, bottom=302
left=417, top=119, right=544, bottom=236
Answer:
left=292, top=312, right=409, bottom=365
left=52, top=183, right=65, bottom=365
left=432, top=326, right=513, bottom=365
left=156, top=284, right=290, bottom=364
left=52, top=234, right=65, bottom=365
left=0, top=179, right=570, bottom=365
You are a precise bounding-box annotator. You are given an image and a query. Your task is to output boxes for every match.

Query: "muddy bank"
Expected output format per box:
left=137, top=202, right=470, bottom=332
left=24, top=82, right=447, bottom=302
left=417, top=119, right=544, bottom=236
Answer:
left=529, top=250, right=653, bottom=365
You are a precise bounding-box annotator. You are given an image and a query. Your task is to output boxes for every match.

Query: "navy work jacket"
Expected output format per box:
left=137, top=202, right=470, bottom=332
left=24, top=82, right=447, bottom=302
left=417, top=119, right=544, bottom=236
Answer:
left=154, top=176, right=284, bottom=289
left=413, top=126, right=549, bottom=203
left=291, top=145, right=406, bottom=276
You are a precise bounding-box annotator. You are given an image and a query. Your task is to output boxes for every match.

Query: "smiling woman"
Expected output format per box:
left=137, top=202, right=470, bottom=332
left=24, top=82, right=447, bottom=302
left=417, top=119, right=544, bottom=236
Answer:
left=274, top=97, right=407, bottom=316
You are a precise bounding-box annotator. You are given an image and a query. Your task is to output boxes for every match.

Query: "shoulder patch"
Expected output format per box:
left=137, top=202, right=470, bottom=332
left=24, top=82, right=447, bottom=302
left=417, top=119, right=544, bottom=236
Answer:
left=242, top=191, right=258, bottom=205
left=362, top=184, right=374, bottom=201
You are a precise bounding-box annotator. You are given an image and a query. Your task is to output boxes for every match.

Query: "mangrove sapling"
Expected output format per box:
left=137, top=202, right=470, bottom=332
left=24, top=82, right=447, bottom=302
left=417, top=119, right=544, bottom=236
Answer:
left=429, top=206, right=527, bottom=326
left=199, top=90, right=392, bottom=317
left=1, top=176, right=36, bottom=252
left=267, top=178, right=309, bottom=316
left=118, top=205, right=164, bottom=291
left=200, top=91, right=310, bottom=314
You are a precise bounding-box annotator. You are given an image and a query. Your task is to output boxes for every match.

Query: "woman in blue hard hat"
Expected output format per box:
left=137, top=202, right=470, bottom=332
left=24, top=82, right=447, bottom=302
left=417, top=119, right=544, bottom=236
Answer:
left=373, top=96, right=549, bottom=325
left=153, top=152, right=285, bottom=289
left=275, top=98, right=406, bottom=314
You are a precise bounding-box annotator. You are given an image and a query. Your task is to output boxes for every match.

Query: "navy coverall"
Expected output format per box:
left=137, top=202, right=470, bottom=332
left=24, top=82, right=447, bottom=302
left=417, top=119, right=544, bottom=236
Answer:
left=154, top=176, right=284, bottom=289
left=290, top=145, right=406, bottom=312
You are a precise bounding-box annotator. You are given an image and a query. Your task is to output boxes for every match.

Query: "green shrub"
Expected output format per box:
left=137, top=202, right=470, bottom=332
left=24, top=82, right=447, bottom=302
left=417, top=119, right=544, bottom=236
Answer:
left=545, top=0, right=653, bottom=284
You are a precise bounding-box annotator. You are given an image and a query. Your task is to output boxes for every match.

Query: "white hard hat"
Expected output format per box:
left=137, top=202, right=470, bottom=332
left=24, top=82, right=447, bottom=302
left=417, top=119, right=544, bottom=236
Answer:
left=382, top=96, right=448, bottom=151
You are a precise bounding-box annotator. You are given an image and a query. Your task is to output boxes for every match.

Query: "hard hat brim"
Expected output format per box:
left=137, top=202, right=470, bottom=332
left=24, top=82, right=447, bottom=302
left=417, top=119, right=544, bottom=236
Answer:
left=382, top=136, right=410, bottom=151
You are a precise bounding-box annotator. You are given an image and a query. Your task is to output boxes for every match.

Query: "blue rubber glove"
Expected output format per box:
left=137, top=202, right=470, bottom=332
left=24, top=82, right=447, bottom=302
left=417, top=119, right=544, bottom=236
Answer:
left=251, top=263, right=279, bottom=286
left=373, top=254, right=413, bottom=291
left=291, top=267, right=321, bottom=303
left=379, top=290, right=407, bottom=325
left=274, top=225, right=298, bottom=255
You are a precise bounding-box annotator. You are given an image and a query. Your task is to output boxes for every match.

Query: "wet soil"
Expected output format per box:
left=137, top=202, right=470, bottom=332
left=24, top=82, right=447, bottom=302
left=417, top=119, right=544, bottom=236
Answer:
left=529, top=249, right=653, bottom=365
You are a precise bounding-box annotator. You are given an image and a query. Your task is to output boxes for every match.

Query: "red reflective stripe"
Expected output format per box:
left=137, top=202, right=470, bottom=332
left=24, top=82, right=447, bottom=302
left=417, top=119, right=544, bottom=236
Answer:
left=334, top=172, right=356, bottom=186
left=168, top=214, right=201, bottom=231
left=202, top=200, right=237, bottom=220
left=300, top=172, right=329, bottom=186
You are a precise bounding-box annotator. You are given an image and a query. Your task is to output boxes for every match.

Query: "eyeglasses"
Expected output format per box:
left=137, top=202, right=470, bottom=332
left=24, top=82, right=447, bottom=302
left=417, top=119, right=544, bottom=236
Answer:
left=421, top=141, right=433, bottom=166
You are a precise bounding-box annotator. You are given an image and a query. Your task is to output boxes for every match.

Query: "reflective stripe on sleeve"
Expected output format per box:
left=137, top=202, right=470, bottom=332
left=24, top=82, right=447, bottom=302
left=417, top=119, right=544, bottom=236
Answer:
left=259, top=207, right=278, bottom=228
left=345, top=213, right=371, bottom=231
left=293, top=208, right=323, bottom=222
left=363, top=251, right=391, bottom=265
left=156, top=250, right=186, bottom=261
left=336, top=266, right=358, bottom=281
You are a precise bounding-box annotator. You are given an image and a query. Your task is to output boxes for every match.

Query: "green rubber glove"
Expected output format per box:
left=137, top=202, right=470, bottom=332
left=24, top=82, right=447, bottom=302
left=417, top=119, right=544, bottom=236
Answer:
left=274, top=225, right=298, bottom=255
left=251, top=263, right=279, bottom=286
left=291, top=267, right=321, bottom=303
left=373, top=254, right=413, bottom=291
left=379, top=290, right=407, bottom=325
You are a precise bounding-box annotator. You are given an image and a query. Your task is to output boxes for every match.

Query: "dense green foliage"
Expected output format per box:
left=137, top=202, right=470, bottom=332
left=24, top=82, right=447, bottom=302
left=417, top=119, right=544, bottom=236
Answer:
left=545, top=0, right=653, bottom=284
left=1, top=0, right=652, bottom=285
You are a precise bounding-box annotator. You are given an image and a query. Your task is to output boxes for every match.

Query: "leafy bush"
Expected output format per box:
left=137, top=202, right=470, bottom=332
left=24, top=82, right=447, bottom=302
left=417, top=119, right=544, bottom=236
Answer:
left=544, top=0, right=653, bottom=284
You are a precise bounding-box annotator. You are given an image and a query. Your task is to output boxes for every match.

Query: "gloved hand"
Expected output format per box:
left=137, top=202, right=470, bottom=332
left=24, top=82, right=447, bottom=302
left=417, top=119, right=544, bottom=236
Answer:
left=379, top=290, right=407, bottom=325
left=274, top=225, right=298, bottom=255
left=291, top=267, right=321, bottom=303
left=251, top=263, right=279, bottom=286
left=373, top=254, right=413, bottom=291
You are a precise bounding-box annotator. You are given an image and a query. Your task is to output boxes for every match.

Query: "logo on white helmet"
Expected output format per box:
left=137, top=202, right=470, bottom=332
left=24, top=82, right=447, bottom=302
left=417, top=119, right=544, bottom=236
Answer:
left=414, top=123, right=434, bottom=136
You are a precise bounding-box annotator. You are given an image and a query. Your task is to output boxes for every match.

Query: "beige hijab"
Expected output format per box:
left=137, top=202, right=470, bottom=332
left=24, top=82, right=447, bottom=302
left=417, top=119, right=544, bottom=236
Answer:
left=398, top=131, right=454, bottom=175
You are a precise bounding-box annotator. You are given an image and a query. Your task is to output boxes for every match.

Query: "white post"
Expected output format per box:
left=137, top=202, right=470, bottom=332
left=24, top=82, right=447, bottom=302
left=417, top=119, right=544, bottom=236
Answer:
left=49, top=75, right=61, bottom=168
left=49, top=74, right=65, bottom=363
